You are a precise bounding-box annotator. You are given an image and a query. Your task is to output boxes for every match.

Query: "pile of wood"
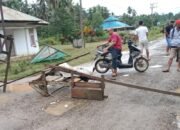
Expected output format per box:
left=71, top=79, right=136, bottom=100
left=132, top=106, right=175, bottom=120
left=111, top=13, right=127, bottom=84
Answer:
left=29, top=64, right=107, bottom=100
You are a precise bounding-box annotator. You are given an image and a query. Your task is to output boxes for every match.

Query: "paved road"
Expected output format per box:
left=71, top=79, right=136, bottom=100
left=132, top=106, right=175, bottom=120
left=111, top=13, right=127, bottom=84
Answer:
left=0, top=39, right=180, bottom=130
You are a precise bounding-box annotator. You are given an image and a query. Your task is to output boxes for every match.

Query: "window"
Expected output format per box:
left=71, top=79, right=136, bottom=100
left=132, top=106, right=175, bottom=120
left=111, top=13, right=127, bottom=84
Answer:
left=29, top=28, right=36, bottom=47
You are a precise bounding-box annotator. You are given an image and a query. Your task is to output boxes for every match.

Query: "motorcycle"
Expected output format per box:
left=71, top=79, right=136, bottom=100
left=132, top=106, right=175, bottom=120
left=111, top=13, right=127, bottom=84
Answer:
left=93, top=40, right=149, bottom=73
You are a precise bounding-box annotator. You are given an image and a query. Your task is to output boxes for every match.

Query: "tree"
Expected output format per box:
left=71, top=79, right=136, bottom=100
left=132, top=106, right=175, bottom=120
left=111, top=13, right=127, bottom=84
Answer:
left=127, top=6, right=132, bottom=15
left=121, top=6, right=137, bottom=26
left=3, top=0, right=31, bottom=14
left=174, top=12, right=180, bottom=20
left=87, top=5, right=109, bottom=28
left=88, top=5, right=109, bottom=19
left=91, top=11, right=104, bottom=28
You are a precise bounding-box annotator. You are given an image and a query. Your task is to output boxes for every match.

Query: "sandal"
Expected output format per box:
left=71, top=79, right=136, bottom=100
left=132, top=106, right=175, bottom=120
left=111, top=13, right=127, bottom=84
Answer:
left=162, top=69, right=169, bottom=72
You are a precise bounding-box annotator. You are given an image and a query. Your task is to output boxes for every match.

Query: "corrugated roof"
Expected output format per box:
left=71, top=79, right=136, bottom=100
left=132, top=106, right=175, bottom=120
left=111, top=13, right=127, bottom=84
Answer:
left=101, top=16, right=133, bottom=30
left=0, top=6, right=48, bottom=25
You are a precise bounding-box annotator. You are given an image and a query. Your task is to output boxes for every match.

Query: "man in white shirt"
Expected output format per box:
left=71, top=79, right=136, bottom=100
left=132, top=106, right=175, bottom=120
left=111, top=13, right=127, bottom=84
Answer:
left=135, top=21, right=150, bottom=60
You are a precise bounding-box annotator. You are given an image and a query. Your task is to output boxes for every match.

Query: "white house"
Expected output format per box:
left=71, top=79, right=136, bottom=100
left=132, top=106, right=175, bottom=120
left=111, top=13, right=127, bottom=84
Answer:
left=0, top=6, right=48, bottom=56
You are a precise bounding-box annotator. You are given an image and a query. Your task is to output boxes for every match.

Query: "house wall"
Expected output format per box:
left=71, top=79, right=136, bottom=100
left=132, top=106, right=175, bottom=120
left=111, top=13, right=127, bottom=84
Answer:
left=0, top=28, right=40, bottom=56
left=13, top=29, right=29, bottom=56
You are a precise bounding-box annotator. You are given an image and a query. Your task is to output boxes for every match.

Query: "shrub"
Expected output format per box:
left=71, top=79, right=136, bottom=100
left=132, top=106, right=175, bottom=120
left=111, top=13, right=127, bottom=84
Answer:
left=149, top=26, right=163, bottom=41
left=39, top=37, right=59, bottom=46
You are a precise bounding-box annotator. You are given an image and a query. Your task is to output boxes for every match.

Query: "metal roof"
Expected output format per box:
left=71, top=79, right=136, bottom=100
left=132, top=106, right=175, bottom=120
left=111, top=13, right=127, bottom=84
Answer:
left=0, top=6, right=48, bottom=25
left=101, top=16, right=133, bottom=30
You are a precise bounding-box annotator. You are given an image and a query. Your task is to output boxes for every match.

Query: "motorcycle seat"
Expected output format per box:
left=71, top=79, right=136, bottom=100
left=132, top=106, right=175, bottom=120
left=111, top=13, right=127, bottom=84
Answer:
left=118, top=63, right=133, bottom=68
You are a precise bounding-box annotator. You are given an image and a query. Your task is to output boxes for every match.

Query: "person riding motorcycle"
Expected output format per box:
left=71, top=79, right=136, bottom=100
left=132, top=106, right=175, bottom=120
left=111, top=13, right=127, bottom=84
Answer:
left=103, top=28, right=123, bottom=77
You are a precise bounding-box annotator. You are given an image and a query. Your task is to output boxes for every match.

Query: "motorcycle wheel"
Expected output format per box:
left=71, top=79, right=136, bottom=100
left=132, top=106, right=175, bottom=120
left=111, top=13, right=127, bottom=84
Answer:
left=95, top=59, right=110, bottom=73
left=134, top=57, right=149, bottom=72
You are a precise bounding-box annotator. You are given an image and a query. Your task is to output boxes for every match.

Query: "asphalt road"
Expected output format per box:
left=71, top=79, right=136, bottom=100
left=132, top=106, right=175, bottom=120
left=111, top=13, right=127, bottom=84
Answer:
left=0, top=39, right=180, bottom=130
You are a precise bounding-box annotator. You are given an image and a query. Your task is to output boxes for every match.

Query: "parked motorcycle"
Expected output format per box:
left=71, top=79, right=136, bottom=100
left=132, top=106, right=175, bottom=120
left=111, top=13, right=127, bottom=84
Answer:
left=93, top=40, right=149, bottom=73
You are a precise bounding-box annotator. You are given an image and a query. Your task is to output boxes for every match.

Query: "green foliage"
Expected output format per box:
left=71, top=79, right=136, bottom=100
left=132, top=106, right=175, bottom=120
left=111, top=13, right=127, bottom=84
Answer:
left=174, top=12, right=180, bottom=20
left=148, top=26, right=163, bottom=41
left=87, top=6, right=110, bottom=29
left=91, top=11, right=104, bottom=28
left=39, top=37, right=59, bottom=46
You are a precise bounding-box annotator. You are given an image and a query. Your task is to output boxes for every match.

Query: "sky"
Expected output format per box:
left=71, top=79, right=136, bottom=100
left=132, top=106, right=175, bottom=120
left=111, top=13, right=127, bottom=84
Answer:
left=72, top=0, right=180, bottom=15
left=27, top=0, right=180, bottom=15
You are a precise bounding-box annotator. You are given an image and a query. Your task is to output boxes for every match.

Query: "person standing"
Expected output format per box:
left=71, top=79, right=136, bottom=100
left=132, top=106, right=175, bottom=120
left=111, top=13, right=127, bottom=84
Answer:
left=162, top=19, right=180, bottom=72
left=165, top=20, right=175, bottom=55
left=103, top=29, right=123, bottom=77
left=135, top=21, right=150, bottom=60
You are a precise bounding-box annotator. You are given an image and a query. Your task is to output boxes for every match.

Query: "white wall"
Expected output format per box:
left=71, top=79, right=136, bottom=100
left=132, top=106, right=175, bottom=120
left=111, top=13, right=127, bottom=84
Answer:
left=13, top=29, right=29, bottom=56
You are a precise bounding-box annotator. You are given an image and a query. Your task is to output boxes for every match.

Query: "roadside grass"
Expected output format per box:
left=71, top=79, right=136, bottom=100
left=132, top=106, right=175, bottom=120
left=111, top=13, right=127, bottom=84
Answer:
left=0, top=41, right=103, bottom=80
left=0, top=27, right=163, bottom=81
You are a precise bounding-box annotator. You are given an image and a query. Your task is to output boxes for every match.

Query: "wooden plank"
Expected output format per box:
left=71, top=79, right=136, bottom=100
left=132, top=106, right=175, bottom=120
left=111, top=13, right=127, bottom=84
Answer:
left=74, top=82, right=102, bottom=88
left=71, top=87, right=104, bottom=100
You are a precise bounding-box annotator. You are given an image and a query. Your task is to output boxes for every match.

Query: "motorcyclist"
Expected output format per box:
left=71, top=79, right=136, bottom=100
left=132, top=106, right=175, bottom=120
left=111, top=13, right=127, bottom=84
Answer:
left=103, top=28, right=123, bottom=77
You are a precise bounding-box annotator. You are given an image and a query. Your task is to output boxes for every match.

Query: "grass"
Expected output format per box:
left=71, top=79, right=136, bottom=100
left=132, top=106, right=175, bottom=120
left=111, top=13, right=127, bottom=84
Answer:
left=0, top=41, right=104, bottom=80
left=0, top=27, right=162, bottom=81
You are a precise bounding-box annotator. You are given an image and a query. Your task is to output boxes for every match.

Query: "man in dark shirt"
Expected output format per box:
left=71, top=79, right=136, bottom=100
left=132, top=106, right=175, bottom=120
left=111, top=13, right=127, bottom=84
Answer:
left=165, top=20, right=174, bottom=55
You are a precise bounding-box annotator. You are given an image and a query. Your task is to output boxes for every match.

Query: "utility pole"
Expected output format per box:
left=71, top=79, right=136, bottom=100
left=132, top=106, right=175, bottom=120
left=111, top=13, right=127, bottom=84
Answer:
left=150, top=3, right=157, bottom=26
left=79, top=0, right=85, bottom=48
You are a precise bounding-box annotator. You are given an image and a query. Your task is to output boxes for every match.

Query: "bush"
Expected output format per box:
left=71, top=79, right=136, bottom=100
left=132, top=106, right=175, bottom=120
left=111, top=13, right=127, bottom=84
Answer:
left=149, top=26, right=163, bottom=41
left=39, top=37, right=59, bottom=46
left=85, top=36, right=100, bottom=43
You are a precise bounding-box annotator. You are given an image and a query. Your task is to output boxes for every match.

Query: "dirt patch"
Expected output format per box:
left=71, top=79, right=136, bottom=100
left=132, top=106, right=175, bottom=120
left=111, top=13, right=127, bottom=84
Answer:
left=7, top=83, right=33, bottom=93
left=44, top=100, right=75, bottom=116
left=0, top=94, right=10, bottom=104
left=175, top=88, right=180, bottom=93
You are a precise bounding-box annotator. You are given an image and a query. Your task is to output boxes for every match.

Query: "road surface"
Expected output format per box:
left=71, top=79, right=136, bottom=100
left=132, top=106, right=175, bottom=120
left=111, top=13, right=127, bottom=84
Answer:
left=0, top=39, right=180, bottom=130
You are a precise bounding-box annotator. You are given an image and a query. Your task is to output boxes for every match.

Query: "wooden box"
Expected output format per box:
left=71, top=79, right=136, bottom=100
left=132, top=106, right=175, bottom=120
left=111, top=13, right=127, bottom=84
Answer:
left=71, top=79, right=105, bottom=100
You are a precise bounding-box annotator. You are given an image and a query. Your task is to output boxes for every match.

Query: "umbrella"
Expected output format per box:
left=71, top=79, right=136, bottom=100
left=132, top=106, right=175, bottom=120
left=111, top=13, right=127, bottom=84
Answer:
left=101, top=16, right=133, bottom=30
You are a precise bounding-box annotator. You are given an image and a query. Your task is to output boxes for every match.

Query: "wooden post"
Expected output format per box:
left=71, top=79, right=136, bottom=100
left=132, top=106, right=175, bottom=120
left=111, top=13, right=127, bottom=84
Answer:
left=79, top=0, right=85, bottom=48
left=0, top=0, right=6, bottom=48
left=3, top=38, right=13, bottom=92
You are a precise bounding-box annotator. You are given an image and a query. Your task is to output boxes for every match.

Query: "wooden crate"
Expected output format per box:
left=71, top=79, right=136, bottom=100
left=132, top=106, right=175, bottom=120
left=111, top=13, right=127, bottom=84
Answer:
left=71, top=78, right=105, bottom=100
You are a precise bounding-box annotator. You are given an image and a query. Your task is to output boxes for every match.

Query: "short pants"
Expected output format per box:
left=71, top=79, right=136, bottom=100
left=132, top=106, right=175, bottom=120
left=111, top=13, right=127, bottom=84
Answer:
left=139, top=40, right=149, bottom=50
left=170, top=47, right=180, bottom=62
